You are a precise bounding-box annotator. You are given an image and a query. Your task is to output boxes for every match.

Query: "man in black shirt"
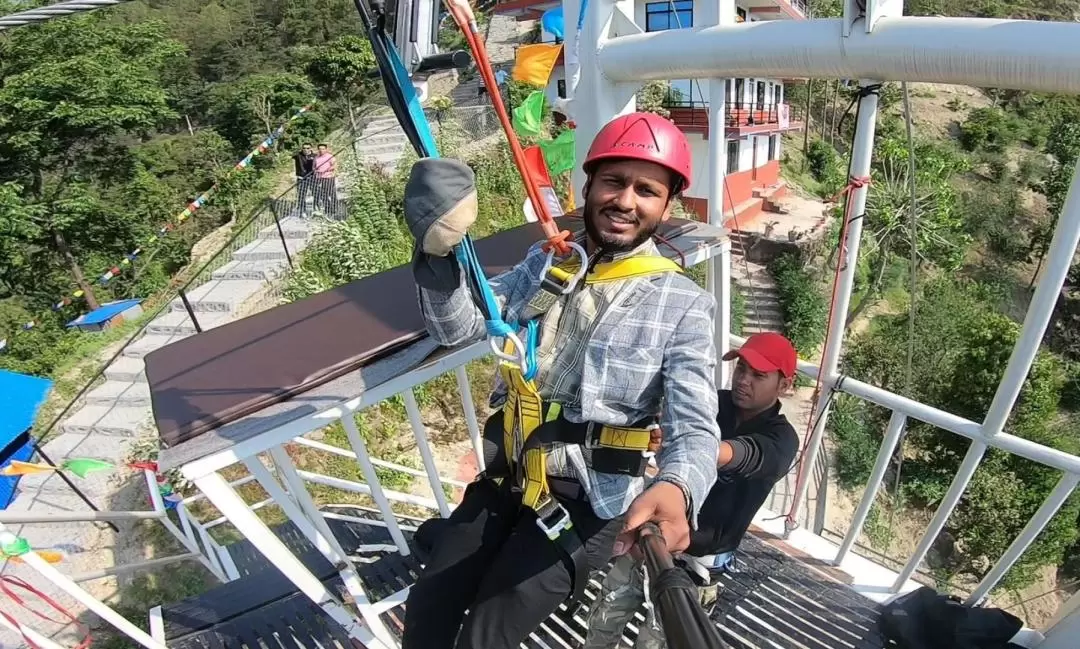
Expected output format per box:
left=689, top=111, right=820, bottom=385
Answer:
left=583, top=331, right=800, bottom=648
left=293, top=143, right=316, bottom=217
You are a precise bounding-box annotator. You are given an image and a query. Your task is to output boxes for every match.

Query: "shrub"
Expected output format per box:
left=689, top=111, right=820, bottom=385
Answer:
left=805, top=139, right=845, bottom=196
left=768, top=252, right=827, bottom=358
left=637, top=81, right=673, bottom=118
left=959, top=107, right=1017, bottom=153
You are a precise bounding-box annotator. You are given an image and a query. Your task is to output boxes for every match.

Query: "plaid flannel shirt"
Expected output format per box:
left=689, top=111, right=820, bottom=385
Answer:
left=416, top=238, right=721, bottom=524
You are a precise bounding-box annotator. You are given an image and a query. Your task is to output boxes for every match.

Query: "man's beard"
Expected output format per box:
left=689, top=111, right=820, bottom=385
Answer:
left=582, top=197, right=660, bottom=255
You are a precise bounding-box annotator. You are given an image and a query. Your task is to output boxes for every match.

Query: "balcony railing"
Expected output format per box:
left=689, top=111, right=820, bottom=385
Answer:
left=664, top=97, right=794, bottom=132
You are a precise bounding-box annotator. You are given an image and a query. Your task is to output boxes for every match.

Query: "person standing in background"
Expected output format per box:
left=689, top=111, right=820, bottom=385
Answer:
left=313, top=143, right=337, bottom=218
left=293, top=143, right=316, bottom=218
left=494, top=65, right=510, bottom=105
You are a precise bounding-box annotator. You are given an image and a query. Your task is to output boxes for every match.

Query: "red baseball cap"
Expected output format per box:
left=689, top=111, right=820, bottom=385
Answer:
left=723, top=332, right=797, bottom=378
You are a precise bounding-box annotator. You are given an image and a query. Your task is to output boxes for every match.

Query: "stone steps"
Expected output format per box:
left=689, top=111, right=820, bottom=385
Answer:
left=104, top=355, right=146, bottom=382
left=145, top=310, right=231, bottom=337
left=170, top=278, right=267, bottom=314
left=256, top=218, right=313, bottom=240
left=85, top=381, right=152, bottom=408
left=211, top=259, right=289, bottom=282
left=60, top=403, right=152, bottom=437
left=231, top=237, right=306, bottom=263
left=122, top=332, right=189, bottom=358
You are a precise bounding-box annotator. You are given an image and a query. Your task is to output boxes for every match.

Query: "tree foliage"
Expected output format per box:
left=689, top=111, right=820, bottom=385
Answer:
left=0, top=0, right=360, bottom=376
left=839, top=278, right=1080, bottom=589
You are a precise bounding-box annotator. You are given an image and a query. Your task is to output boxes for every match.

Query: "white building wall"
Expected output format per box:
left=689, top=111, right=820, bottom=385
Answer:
left=754, top=135, right=769, bottom=167
left=683, top=133, right=773, bottom=201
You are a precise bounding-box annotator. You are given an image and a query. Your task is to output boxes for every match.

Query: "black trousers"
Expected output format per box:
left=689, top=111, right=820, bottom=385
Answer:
left=402, top=478, right=624, bottom=649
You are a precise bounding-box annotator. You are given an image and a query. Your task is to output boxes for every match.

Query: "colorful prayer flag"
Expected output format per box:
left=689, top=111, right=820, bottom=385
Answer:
left=512, top=43, right=563, bottom=87
left=539, top=128, right=576, bottom=176
left=61, top=458, right=114, bottom=479
left=0, top=461, right=56, bottom=477
left=512, top=91, right=547, bottom=137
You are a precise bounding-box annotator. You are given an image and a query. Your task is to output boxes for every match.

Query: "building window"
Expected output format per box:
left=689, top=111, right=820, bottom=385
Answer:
left=646, top=1, right=694, bottom=105
left=768, top=135, right=779, bottom=161
left=645, top=0, right=693, bottom=31
left=736, top=6, right=747, bottom=22
left=557, top=79, right=566, bottom=99
left=727, top=141, right=739, bottom=174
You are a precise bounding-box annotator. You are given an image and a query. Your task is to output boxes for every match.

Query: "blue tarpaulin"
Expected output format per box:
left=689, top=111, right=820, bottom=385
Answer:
left=66, top=298, right=142, bottom=328
left=0, top=369, right=52, bottom=508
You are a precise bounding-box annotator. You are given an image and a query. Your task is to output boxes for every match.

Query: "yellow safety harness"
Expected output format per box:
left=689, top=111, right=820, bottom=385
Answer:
left=485, top=253, right=683, bottom=583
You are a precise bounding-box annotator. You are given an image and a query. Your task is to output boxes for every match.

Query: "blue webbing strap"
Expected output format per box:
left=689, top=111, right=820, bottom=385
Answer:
left=372, top=23, right=533, bottom=371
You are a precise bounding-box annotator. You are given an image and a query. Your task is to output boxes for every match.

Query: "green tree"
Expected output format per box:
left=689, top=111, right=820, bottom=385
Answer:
left=0, top=16, right=184, bottom=309
left=207, top=72, right=320, bottom=151
left=304, top=35, right=378, bottom=139
left=848, top=136, right=970, bottom=324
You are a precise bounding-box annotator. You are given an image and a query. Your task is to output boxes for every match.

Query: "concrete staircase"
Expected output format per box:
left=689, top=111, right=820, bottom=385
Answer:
left=0, top=213, right=328, bottom=648
left=730, top=231, right=785, bottom=335
left=360, top=13, right=529, bottom=171
left=356, top=114, right=412, bottom=172
left=448, top=14, right=533, bottom=107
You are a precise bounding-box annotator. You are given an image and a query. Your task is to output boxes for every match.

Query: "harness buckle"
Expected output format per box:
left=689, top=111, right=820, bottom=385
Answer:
left=534, top=499, right=573, bottom=541
left=583, top=422, right=605, bottom=450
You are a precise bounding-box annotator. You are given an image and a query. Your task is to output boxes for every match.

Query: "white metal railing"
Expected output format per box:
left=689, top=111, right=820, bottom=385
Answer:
left=731, top=332, right=1080, bottom=606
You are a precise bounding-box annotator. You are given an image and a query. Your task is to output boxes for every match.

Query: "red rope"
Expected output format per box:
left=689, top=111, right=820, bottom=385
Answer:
left=783, top=175, right=871, bottom=527
left=446, top=4, right=571, bottom=256
left=0, top=575, right=91, bottom=649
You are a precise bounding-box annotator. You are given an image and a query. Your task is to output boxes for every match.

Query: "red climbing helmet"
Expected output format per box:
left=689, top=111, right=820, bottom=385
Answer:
left=583, top=112, right=693, bottom=193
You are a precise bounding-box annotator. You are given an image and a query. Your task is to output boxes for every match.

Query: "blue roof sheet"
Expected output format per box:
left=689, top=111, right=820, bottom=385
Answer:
left=0, top=370, right=52, bottom=448
left=66, top=298, right=142, bottom=327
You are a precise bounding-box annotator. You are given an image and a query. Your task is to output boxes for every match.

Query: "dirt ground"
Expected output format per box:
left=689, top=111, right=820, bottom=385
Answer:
left=902, top=82, right=994, bottom=141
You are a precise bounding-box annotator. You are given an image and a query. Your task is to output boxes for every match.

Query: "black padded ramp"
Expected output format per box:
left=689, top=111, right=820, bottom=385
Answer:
left=147, top=217, right=572, bottom=447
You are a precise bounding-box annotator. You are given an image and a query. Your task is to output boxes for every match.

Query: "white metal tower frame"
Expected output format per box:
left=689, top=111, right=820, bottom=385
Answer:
left=568, top=0, right=1080, bottom=634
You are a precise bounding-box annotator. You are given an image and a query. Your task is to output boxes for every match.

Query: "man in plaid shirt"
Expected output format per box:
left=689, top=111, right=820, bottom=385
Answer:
left=402, top=112, right=722, bottom=649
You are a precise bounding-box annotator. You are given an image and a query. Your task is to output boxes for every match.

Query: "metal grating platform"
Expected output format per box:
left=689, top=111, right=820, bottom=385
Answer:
left=161, top=509, right=893, bottom=649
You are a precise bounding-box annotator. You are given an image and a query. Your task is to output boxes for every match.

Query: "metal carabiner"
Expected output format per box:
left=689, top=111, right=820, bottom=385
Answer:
left=538, top=240, right=589, bottom=295
left=490, top=330, right=529, bottom=375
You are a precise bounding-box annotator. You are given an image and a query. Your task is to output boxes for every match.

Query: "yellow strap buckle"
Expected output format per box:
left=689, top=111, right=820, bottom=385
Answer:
left=584, top=422, right=654, bottom=452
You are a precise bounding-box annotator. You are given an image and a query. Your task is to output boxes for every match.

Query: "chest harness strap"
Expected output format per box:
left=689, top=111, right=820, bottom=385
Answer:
left=488, top=253, right=683, bottom=601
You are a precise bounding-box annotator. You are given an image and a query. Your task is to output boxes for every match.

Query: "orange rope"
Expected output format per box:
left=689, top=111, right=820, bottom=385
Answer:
left=784, top=175, right=871, bottom=527
left=446, top=4, right=571, bottom=255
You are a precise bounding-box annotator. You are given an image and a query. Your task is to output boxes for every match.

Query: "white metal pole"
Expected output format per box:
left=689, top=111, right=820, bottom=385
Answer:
left=834, top=411, right=907, bottom=565
left=570, top=0, right=639, bottom=200
left=143, top=469, right=227, bottom=582
left=786, top=78, right=882, bottom=532
left=0, top=609, right=69, bottom=649
left=893, top=441, right=986, bottom=590
left=454, top=365, right=486, bottom=473
left=403, top=389, right=452, bottom=517
left=0, top=526, right=169, bottom=649
left=189, top=471, right=392, bottom=649
left=261, top=448, right=397, bottom=647
left=705, top=0, right=734, bottom=388
left=983, top=159, right=1080, bottom=435
left=243, top=455, right=348, bottom=564
left=340, top=415, right=413, bottom=554
left=562, top=0, right=581, bottom=100
left=1041, top=608, right=1080, bottom=649
left=715, top=240, right=732, bottom=389
left=193, top=518, right=227, bottom=579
